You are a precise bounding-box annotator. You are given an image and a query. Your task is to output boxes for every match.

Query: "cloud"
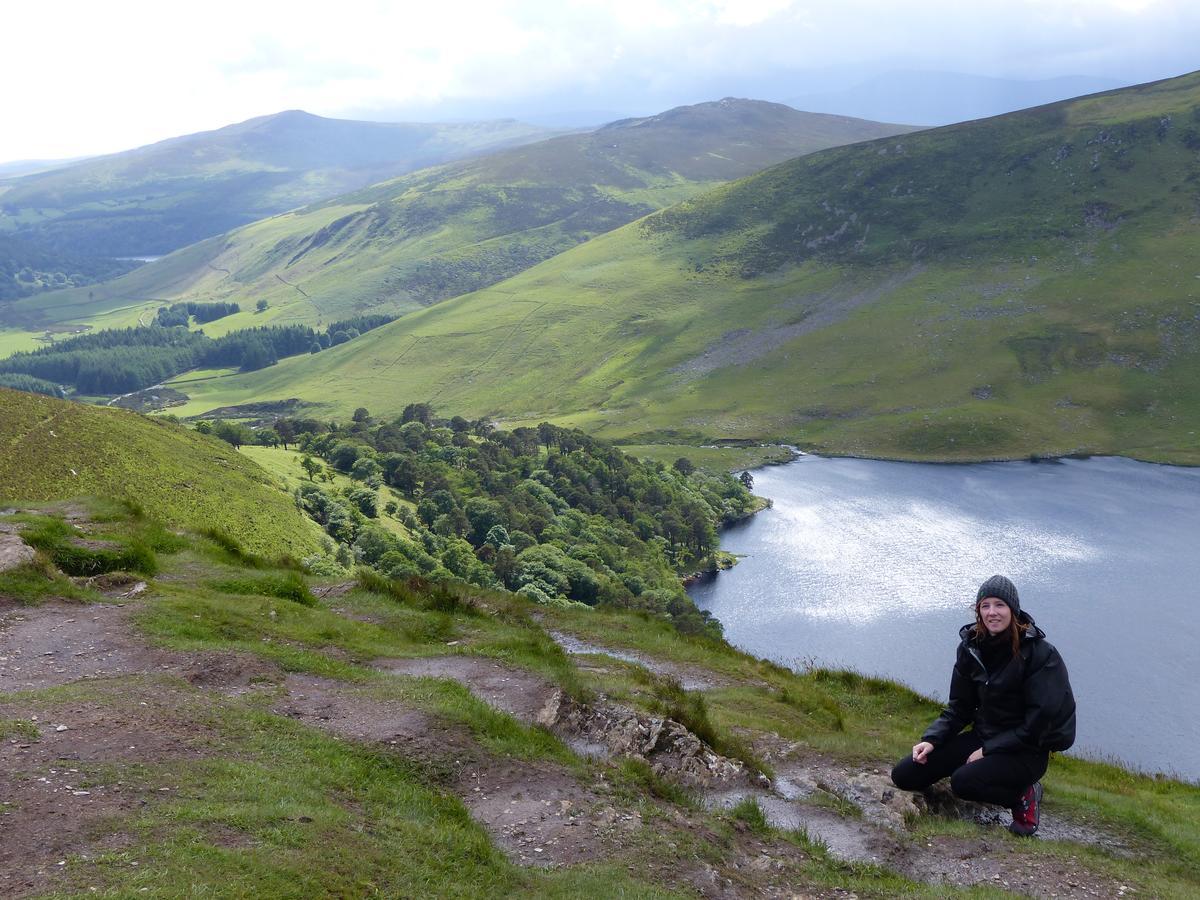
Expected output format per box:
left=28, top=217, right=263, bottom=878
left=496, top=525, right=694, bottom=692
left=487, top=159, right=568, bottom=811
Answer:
left=2, top=0, right=1197, bottom=160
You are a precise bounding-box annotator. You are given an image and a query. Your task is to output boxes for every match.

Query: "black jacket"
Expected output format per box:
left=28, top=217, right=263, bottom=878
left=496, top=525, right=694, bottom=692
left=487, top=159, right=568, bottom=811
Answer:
left=922, top=613, right=1076, bottom=754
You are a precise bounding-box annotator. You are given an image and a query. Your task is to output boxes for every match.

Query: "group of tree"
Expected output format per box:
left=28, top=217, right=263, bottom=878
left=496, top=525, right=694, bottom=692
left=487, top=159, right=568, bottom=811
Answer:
left=214, top=406, right=757, bottom=637
left=0, top=372, right=66, bottom=397
left=0, top=233, right=138, bottom=301
left=154, top=301, right=240, bottom=327
left=0, top=314, right=395, bottom=395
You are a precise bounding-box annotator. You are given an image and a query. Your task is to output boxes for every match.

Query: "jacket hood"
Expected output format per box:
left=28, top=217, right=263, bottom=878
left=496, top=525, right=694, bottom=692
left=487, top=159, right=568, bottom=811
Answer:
left=958, top=609, right=1043, bottom=644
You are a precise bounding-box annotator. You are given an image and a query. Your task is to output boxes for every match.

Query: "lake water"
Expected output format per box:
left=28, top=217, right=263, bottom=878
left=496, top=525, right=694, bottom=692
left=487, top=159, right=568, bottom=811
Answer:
left=689, top=455, right=1200, bottom=782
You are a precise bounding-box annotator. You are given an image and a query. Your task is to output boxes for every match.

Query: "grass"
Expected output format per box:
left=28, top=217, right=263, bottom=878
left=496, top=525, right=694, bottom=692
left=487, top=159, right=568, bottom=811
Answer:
left=0, top=388, right=325, bottom=557
left=619, top=443, right=797, bottom=473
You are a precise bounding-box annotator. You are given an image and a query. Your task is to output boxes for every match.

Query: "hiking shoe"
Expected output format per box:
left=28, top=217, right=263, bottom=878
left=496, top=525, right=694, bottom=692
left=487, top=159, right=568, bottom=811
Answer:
left=1009, top=782, right=1043, bottom=836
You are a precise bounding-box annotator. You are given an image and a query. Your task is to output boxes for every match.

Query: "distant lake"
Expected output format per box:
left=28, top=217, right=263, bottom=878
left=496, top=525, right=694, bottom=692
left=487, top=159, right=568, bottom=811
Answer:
left=689, top=455, right=1200, bottom=782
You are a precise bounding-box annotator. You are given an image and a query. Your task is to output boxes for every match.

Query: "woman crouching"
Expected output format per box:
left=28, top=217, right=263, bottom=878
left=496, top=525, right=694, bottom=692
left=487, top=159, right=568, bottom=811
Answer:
left=891, top=575, right=1076, bottom=836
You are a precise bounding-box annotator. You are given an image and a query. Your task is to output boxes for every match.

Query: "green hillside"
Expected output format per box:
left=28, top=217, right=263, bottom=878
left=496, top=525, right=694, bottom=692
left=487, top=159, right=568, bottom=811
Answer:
left=160, top=71, right=1200, bottom=464
left=5, top=101, right=917, bottom=340
left=0, top=111, right=548, bottom=308
left=0, top=387, right=323, bottom=556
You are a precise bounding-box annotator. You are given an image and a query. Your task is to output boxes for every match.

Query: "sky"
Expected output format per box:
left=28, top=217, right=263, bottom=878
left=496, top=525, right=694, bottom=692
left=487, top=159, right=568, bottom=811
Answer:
left=2, top=0, right=1198, bottom=162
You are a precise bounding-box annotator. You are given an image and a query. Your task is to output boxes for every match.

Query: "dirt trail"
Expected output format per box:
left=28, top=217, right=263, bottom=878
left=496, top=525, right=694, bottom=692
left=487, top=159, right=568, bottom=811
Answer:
left=0, top=680, right=217, bottom=898
left=0, top=603, right=172, bottom=692
left=273, top=672, right=632, bottom=869
left=379, top=655, right=556, bottom=724
left=548, top=629, right=728, bottom=691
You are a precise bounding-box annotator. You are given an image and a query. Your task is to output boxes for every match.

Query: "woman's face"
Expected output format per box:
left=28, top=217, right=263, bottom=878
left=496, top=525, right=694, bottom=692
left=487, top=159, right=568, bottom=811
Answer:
left=978, top=597, right=1012, bottom=635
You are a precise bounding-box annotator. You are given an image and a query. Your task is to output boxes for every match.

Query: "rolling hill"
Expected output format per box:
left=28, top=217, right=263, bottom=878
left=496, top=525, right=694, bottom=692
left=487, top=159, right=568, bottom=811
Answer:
left=0, top=387, right=323, bottom=556
left=160, top=70, right=1200, bottom=464
left=0, top=111, right=549, bottom=307
left=5, top=101, right=918, bottom=337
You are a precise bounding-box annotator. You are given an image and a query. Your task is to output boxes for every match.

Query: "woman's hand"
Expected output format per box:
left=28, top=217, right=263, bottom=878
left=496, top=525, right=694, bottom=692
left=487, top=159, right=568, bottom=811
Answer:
left=966, top=747, right=984, bottom=764
left=912, top=741, right=934, bottom=764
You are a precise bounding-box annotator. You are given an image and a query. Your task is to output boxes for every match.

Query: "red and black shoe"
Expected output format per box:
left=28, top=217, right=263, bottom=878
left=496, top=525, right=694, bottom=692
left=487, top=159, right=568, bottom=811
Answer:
left=1009, top=782, right=1043, bottom=836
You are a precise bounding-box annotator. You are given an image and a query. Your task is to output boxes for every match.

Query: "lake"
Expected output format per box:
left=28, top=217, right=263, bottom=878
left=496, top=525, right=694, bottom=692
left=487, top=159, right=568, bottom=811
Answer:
left=689, top=454, right=1200, bottom=782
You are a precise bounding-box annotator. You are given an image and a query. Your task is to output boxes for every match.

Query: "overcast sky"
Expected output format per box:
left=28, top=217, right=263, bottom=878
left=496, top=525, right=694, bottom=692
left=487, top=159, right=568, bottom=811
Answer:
left=2, top=0, right=1197, bottom=162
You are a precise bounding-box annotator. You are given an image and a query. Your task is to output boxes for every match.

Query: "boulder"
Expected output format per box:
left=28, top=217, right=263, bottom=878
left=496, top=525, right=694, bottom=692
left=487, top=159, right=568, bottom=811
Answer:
left=0, top=533, right=36, bottom=573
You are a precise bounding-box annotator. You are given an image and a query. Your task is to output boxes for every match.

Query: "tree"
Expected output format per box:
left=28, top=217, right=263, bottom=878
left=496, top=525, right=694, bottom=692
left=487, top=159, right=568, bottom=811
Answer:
left=352, top=407, right=371, bottom=424
left=256, top=299, right=269, bottom=312
left=673, top=457, right=695, bottom=476
left=300, top=455, right=322, bottom=481
left=276, top=419, right=297, bottom=450
left=739, top=470, right=754, bottom=490
left=213, top=421, right=252, bottom=449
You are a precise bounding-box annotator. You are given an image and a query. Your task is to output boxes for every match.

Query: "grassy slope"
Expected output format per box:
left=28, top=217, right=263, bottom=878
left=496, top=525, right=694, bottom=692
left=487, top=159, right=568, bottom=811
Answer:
left=7, top=102, right=918, bottom=337
left=0, top=388, right=323, bottom=557
left=164, top=71, right=1200, bottom=463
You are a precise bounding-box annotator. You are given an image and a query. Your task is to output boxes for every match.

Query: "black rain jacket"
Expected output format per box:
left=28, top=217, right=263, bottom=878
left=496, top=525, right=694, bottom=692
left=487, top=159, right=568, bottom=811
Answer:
left=922, top=612, right=1076, bottom=755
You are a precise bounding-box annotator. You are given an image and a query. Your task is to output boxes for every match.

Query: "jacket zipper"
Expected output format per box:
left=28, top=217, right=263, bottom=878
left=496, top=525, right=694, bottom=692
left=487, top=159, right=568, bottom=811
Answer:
left=968, top=646, right=989, bottom=685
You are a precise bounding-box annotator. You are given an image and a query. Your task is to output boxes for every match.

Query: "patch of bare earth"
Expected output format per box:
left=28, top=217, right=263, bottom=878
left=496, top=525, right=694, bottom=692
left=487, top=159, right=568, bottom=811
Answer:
left=0, top=601, right=281, bottom=696
left=0, top=682, right=214, bottom=898
left=272, top=672, right=632, bottom=869
left=0, top=602, right=174, bottom=692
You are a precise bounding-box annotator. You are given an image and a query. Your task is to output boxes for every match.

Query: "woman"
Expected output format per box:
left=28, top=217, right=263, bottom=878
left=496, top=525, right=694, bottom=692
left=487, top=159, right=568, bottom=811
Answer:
left=890, top=575, right=1076, bottom=836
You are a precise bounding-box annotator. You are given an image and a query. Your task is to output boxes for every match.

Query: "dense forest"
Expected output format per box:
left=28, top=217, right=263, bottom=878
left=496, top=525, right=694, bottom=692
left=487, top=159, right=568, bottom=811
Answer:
left=0, top=232, right=139, bottom=301
left=211, top=406, right=758, bottom=637
left=154, top=300, right=241, bottom=327
left=0, top=314, right=394, bottom=394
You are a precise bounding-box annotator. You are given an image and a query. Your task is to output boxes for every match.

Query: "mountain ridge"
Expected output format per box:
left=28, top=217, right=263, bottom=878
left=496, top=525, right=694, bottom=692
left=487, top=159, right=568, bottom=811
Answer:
left=152, top=70, right=1200, bottom=464
left=6, top=99, right=918, bottom=336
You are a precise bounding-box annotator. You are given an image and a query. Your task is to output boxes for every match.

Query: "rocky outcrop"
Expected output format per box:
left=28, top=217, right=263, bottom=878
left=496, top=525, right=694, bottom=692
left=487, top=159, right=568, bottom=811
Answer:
left=537, top=688, right=746, bottom=786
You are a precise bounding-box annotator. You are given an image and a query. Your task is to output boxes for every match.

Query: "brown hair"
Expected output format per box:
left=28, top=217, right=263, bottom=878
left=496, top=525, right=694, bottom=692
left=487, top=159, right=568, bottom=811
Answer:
left=971, top=605, right=1031, bottom=659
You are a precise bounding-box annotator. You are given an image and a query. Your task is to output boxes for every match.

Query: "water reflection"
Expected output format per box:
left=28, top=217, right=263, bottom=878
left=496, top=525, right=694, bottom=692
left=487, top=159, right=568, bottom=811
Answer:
left=690, top=455, right=1200, bottom=781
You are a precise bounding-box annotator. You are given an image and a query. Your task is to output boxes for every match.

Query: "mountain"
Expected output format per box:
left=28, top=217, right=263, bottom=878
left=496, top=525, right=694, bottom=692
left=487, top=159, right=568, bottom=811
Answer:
left=0, top=111, right=549, bottom=304
left=6, top=100, right=918, bottom=333
left=0, top=387, right=322, bottom=556
left=787, top=71, right=1123, bottom=126
left=160, top=70, right=1200, bottom=464
left=0, top=156, right=89, bottom=178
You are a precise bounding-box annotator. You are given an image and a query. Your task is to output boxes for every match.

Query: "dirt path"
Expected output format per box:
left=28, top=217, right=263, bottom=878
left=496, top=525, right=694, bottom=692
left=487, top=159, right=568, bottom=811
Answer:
left=548, top=629, right=728, bottom=691
left=273, top=672, right=633, bottom=869
left=0, top=603, right=172, bottom=692
left=378, top=655, right=558, bottom=724
left=0, top=679, right=217, bottom=898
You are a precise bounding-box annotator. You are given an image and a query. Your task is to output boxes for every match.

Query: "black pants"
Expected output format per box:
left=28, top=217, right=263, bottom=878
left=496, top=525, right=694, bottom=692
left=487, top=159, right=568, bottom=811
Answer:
left=890, top=731, right=1049, bottom=808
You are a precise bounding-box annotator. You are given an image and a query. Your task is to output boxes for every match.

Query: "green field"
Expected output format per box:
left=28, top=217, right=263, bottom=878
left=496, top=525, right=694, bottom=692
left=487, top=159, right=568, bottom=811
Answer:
left=148, top=71, right=1200, bottom=464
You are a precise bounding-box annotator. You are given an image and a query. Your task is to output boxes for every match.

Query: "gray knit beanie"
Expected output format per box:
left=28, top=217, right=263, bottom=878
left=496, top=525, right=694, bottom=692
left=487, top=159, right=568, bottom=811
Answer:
left=976, top=574, right=1021, bottom=619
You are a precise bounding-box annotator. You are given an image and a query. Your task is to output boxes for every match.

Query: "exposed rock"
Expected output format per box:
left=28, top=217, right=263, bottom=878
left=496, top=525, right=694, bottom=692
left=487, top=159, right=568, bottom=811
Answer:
left=538, top=688, right=745, bottom=786
left=840, top=772, right=923, bottom=830
left=0, top=533, right=36, bottom=573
